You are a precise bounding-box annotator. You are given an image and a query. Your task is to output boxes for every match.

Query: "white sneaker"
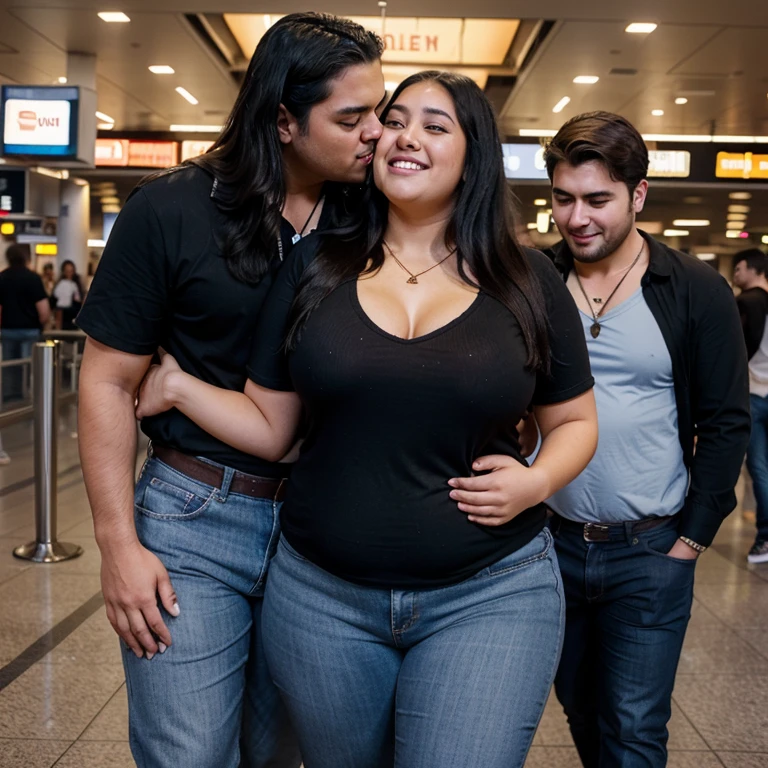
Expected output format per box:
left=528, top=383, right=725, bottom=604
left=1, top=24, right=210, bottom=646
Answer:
left=0, top=451, right=10, bottom=465
left=747, top=539, right=768, bottom=564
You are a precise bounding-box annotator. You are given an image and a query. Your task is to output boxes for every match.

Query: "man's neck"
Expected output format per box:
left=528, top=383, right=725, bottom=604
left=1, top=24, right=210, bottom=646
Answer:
left=281, top=150, right=324, bottom=231
left=746, top=277, right=768, bottom=292
left=571, top=228, right=647, bottom=279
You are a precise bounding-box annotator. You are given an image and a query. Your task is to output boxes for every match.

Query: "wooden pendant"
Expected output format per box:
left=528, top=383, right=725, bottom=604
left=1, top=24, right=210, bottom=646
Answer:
left=407, top=276, right=418, bottom=284
left=590, top=323, right=601, bottom=338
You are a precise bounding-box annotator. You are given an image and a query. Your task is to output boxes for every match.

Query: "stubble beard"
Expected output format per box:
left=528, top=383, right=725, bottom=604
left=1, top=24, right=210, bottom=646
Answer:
left=570, top=214, right=636, bottom=266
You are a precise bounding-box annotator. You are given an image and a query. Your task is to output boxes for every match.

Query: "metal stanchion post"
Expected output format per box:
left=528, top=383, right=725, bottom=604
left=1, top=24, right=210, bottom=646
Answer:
left=13, top=341, right=82, bottom=562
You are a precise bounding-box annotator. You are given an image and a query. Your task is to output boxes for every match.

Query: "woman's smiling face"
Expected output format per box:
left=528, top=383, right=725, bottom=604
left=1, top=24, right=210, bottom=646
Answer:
left=374, top=80, right=467, bottom=214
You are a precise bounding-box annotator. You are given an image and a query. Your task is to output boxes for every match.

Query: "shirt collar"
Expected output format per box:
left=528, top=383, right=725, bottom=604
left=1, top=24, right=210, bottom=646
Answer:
left=551, top=229, right=673, bottom=280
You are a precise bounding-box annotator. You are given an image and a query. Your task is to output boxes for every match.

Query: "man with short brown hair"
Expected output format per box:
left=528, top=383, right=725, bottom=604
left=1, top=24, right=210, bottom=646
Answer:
left=542, top=111, right=750, bottom=767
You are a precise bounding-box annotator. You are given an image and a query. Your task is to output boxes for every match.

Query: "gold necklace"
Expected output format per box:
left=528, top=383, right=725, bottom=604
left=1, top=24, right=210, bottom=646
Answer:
left=574, top=242, right=644, bottom=339
left=382, top=240, right=457, bottom=285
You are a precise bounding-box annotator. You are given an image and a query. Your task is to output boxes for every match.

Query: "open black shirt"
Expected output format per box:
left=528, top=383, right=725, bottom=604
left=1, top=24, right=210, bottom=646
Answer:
left=248, top=239, right=593, bottom=587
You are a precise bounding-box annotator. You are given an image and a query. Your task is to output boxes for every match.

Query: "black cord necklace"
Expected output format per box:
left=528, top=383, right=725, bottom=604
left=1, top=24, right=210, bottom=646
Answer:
left=574, top=242, right=644, bottom=339
left=277, top=195, right=324, bottom=261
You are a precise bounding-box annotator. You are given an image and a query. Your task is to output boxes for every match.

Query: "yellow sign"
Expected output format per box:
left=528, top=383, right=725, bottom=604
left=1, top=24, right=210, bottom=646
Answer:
left=716, top=152, right=768, bottom=179
left=35, top=243, right=57, bottom=256
left=0, top=222, right=14, bottom=235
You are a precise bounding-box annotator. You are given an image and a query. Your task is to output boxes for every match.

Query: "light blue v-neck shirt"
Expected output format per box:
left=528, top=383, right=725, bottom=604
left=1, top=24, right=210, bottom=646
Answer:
left=548, top=288, right=688, bottom=523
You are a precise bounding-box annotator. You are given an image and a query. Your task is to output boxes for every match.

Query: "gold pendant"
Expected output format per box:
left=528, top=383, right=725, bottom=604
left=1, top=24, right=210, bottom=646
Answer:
left=407, top=276, right=418, bottom=284
left=590, top=323, right=601, bottom=338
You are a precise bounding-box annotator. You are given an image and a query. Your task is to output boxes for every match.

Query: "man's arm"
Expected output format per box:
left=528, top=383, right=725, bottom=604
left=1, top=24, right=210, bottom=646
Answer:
left=681, top=279, right=751, bottom=547
left=35, top=297, right=50, bottom=327
left=78, top=337, right=178, bottom=659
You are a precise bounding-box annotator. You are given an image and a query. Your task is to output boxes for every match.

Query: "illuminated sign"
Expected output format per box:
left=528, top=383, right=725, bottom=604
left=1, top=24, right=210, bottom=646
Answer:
left=0, top=168, right=26, bottom=213
left=94, top=139, right=178, bottom=168
left=502, top=144, right=548, bottom=180
left=0, top=86, right=79, bottom=159
left=716, top=152, right=768, bottom=179
left=180, top=140, right=214, bottom=162
left=647, top=150, right=690, bottom=178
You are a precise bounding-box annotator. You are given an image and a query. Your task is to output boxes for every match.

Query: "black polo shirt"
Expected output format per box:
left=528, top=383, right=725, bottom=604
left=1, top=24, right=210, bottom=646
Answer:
left=78, top=164, right=340, bottom=476
left=0, top=267, right=47, bottom=329
left=548, top=231, right=751, bottom=546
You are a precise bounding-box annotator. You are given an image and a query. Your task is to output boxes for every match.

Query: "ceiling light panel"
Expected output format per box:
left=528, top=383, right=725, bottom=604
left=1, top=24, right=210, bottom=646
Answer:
left=625, top=22, right=658, bottom=34
left=674, top=97, right=688, bottom=105
left=728, top=205, right=750, bottom=213
left=573, top=76, right=599, bottom=84
left=663, top=229, right=689, bottom=237
left=672, top=219, right=710, bottom=227
left=651, top=109, right=664, bottom=117
left=729, top=192, right=752, bottom=200
left=149, top=65, right=175, bottom=75
left=552, top=97, right=570, bottom=114
left=98, top=12, right=130, bottom=22
left=175, top=87, right=199, bottom=105
left=170, top=124, right=222, bottom=132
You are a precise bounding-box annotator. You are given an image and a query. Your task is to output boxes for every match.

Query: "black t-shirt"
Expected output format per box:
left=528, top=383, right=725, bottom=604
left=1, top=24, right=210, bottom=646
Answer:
left=78, top=165, right=336, bottom=476
left=736, top=286, right=768, bottom=360
left=248, top=239, right=594, bottom=587
left=0, top=267, right=47, bottom=330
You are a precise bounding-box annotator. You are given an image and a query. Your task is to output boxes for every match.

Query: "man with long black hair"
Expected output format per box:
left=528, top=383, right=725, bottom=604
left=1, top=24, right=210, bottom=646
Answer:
left=542, top=112, right=750, bottom=767
left=77, top=14, right=385, bottom=768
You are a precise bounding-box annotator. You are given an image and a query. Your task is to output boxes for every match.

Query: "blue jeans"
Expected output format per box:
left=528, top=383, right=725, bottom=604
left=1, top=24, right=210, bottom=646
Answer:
left=1, top=328, right=39, bottom=402
left=551, top=515, right=695, bottom=768
left=124, top=454, right=301, bottom=768
left=262, top=529, right=564, bottom=768
left=747, top=394, right=768, bottom=540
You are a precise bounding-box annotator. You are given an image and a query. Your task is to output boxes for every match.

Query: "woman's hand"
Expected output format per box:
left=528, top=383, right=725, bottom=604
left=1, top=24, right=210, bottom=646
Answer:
left=136, top=351, right=183, bottom=419
left=448, top=455, right=549, bottom=526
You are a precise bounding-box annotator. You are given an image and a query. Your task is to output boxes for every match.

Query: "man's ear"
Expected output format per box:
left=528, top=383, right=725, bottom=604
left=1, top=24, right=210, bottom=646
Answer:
left=632, top=179, right=649, bottom=214
left=277, top=104, right=298, bottom=145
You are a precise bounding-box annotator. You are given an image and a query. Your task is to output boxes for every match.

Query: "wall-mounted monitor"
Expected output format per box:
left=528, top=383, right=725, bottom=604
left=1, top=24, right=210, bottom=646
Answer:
left=1, top=86, right=79, bottom=159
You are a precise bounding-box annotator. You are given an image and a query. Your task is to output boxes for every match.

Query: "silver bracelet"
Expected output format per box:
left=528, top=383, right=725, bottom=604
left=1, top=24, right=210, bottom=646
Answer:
left=679, top=536, right=707, bottom=554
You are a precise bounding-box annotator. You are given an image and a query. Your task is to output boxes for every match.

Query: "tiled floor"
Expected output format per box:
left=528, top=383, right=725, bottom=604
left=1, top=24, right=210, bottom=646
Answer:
left=0, top=413, right=766, bottom=767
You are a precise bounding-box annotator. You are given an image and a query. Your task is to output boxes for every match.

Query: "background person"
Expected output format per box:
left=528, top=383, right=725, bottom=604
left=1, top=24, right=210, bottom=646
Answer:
left=77, top=13, right=385, bottom=768
left=136, top=71, right=598, bottom=768
left=53, top=259, right=83, bottom=330
left=542, top=111, right=750, bottom=768
left=733, top=248, right=768, bottom=563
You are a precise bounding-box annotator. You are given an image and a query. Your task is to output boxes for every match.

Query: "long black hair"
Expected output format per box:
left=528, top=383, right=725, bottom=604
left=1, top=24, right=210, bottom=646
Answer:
left=287, top=71, right=551, bottom=371
left=191, top=13, right=382, bottom=285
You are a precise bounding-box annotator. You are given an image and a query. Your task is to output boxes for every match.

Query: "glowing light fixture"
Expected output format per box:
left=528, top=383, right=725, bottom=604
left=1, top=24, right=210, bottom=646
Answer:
left=98, top=12, right=131, bottom=22
left=729, top=192, right=752, bottom=200
left=35, top=244, right=57, bottom=256
left=663, top=229, right=689, bottom=237
left=88, top=239, right=107, bottom=247
left=149, top=65, right=175, bottom=75
left=672, top=219, right=710, bottom=227
left=95, top=111, right=114, bottom=123
left=573, top=76, right=599, bottom=84
left=175, top=87, right=199, bottom=105
left=674, top=97, right=688, bottom=105
left=697, top=253, right=716, bottom=261
left=726, top=230, right=743, bottom=239
left=762, top=235, right=768, bottom=245
left=552, top=97, right=570, bottom=114
left=651, top=109, right=665, bottom=117
left=626, top=23, right=657, bottom=34
left=729, top=205, right=750, bottom=214
left=58, top=77, right=67, bottom=84
left=534, top=199, right=548, bottom=206
left=170, top=124, right=222, bottom=132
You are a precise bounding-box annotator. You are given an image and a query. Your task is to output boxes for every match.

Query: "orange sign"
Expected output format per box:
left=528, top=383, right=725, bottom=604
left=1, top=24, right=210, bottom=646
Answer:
left=127, top=141, right=178, bottom=169
left=95, top=138, right=130, bottom=166
left=716, top=152, right=768, bottom=179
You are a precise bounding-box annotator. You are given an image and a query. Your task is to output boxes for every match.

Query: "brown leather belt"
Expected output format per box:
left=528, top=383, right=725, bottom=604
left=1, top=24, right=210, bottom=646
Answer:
left=549, top=511, right=677, bottom=542
left=151, top=444, right=287, bottom=502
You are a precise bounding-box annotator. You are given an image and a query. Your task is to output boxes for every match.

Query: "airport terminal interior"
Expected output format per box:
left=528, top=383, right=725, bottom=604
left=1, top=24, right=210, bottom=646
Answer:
left=0, top=0, right=767, bottom=765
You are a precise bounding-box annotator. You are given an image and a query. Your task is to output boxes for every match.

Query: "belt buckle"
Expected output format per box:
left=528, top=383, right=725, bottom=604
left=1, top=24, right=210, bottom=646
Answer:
left=583, top=522, right=610, bottom=542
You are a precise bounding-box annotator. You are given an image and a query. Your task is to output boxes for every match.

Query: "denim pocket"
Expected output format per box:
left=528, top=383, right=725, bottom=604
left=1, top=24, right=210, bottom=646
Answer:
left=641, top=527, right=697, bottom=566
left=486, top=528, right=553, bottom=578
left=137, top=476, right=216, bottom=521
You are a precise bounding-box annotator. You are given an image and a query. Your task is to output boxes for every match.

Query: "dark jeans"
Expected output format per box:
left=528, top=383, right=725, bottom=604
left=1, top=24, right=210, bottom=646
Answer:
left=746, top=393, right=768, bottom=540
left=1, top=328, right=40, bottom=402
left=550, top=515, right=695, bottom=768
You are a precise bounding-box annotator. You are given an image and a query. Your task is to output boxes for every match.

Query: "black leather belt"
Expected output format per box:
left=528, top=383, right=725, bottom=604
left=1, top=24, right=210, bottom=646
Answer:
left=151, top=445, right=287, bottom=501
left=550, top=511, right=677, bottom=542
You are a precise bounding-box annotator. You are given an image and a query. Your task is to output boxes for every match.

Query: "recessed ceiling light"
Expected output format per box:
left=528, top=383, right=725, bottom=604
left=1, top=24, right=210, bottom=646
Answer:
left=58, top=77, right=67, bottom=84
left=98, top=11, right=131, bottom=22
left=651, top=109, right=665, bottom=117
left=663, top=229, right=689, bottom=237
left=573, top=76, right=599, bottom=84
left=697, top=253, right=717, bottom=261
left=95, top=111, right=114, bottom=123
left=729, top=205, right=750, bottom=213
left=726, top=230, right=747, bottom=239
left=762, top=235, right=768, bottom=245
left=728, top=214, right=748, bottom=223
left=674, top=97, right=688, bottom=105
left=149, top=65, right=175, bottom=75
left=534, top=199, right=548, bottom=206
left=175, top=87, right=199, bottom=105
left=625, top=22, right=657, bottom=34
left=672, top=219, right=710, bottom=227
left=683, top=196, right=703, bottom=204
left=169, top=124, right=222, bottom=132
left=729, top=192, right=752, bottom=200
left=552, top=97, right=570, bottom=114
